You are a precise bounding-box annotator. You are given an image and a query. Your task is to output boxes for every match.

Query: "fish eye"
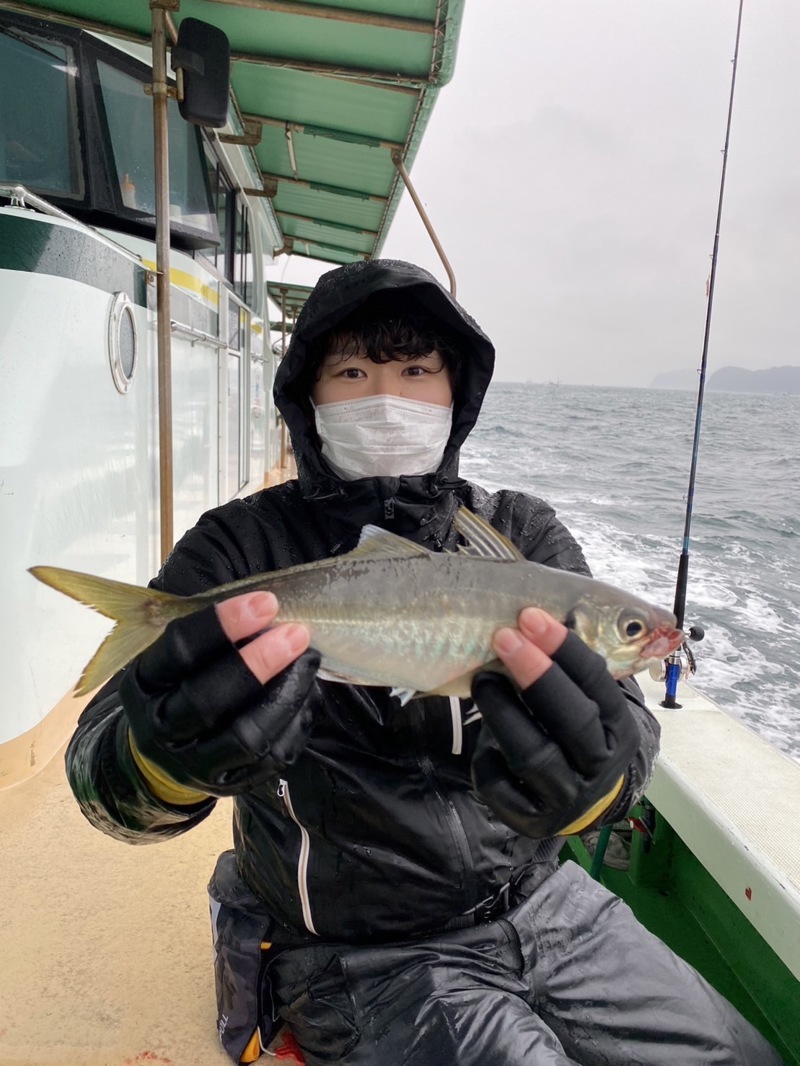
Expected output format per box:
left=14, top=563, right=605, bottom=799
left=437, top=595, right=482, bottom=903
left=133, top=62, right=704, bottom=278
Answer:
left=618, top=612, right=647, bottom=642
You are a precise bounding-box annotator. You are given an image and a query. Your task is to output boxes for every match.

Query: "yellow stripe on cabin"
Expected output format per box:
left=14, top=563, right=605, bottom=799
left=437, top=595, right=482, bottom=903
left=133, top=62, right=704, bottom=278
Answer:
left=142, top=259, right=220, bottom=308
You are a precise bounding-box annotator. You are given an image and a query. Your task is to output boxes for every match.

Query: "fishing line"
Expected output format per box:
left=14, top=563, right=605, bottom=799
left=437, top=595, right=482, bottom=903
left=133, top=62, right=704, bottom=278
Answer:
left=663, top=0, right=745, bottom=709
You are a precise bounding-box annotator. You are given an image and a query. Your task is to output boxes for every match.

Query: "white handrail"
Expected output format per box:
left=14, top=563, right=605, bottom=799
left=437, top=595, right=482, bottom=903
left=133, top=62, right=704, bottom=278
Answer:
left=0, top=183, right=145, bottom=268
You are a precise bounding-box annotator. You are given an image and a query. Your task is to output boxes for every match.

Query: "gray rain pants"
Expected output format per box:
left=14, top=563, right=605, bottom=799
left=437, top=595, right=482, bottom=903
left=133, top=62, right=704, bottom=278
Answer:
left=271, top=861, right=784, bottom=1065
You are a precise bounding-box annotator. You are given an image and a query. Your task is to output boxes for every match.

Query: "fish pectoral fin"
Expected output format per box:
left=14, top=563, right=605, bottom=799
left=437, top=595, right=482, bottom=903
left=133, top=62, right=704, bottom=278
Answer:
left=455, top=507, right=526, bottom=561
left=317, top=669, right=419, bottom=706
left=317, top=661, right=404, bottom=689
left=390, top=686, right=419, bottom=706
left=316, top=665, right=365, bottom=685
left=385, top=658, right=512, bottom=706
left=349, top=525, right=432, bottom=560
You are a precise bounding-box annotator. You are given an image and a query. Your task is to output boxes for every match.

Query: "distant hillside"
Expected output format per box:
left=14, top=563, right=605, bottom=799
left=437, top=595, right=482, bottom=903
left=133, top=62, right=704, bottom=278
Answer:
left=651, top=365, right=800, bottom=394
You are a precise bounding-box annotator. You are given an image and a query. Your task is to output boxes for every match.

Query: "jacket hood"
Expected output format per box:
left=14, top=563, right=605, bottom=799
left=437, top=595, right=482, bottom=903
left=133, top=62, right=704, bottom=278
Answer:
left=273, top=260, right=495, bottom=506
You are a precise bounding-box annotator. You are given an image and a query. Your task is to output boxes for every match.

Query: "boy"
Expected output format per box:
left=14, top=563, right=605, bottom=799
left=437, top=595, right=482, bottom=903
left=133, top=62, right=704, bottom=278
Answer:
left=66, top=259, right=782, bottom=1064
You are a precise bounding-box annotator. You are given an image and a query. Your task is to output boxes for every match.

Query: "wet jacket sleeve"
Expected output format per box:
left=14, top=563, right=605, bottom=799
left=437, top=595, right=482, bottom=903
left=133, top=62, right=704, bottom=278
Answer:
left=482, top=488, right=662, bottom=824
left=594, top=675, right=660, bottom=825
left=65, top=677, right=216, bottom=844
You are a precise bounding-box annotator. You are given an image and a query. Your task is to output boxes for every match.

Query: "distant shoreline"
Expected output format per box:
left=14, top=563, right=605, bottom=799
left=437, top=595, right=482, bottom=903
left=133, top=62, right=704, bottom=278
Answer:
left=650, top=365, right=800, bottom=394
left=495, top=375, right=800, bottom=394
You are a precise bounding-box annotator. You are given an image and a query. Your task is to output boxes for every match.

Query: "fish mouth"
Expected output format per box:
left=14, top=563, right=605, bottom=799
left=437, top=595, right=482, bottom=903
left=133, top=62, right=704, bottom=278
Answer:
left=641, top=624, right=684, bottom=660
left=613, top=624, right=683, bottom=679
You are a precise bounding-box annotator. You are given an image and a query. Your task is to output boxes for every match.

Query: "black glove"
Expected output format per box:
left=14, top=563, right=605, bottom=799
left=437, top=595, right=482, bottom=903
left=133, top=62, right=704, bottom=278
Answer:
left=470, top=631, right=640, bottom=839
left=120, top=605, right=320, bottom=797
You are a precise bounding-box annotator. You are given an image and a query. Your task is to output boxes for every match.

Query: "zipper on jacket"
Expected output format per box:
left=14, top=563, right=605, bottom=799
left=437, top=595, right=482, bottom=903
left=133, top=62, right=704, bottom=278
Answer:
left=277, top=779, right=318, bottom=936
left=413, top=698, right=479, bottom=907
left=417, top=751, right=478, bottom=910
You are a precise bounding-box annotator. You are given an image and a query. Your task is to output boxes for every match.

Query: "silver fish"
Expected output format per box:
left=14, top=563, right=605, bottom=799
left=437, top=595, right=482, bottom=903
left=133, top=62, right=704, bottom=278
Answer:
left=29, top=507, right=683, bottom=701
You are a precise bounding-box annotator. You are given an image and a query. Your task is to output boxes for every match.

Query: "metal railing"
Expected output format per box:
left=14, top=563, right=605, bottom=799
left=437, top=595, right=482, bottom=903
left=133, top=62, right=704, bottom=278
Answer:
left=0, top=183, right=145, bottom=268
left=170, top=320, right=228, bottom=348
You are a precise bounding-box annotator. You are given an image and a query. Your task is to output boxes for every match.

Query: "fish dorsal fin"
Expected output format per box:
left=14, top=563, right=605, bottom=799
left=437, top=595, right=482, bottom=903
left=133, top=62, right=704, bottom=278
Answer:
left=347, top=525, right=432, bottom=561
left=455, top=507, right=526, bottom=561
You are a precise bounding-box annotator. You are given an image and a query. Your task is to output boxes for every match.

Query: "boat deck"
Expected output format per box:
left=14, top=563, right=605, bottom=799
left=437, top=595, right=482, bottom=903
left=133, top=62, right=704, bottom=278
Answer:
left=1, top=739, right=235, bottom=1066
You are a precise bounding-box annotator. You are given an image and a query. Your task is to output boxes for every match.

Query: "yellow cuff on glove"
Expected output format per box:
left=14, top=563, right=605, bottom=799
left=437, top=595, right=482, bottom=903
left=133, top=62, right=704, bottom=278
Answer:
left=558, top=774, right=626, bottom=836
left=128, top=730, right=210, bottom=806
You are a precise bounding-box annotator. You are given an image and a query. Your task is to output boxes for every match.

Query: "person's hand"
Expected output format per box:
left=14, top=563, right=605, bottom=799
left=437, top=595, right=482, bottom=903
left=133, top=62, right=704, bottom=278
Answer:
left=470, top=608, right=640, bottom=839
left=120, top=591, right=320, bottom=798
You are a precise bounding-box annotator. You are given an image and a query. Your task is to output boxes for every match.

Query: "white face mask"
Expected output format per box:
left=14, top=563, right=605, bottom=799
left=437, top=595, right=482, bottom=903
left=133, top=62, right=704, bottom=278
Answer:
left=313, top=394, right=453, bottom=481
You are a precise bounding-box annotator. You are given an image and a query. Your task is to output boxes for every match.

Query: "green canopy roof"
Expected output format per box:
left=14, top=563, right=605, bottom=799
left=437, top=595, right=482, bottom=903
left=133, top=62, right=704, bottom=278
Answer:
left=7, top=0, right=466, bottom=265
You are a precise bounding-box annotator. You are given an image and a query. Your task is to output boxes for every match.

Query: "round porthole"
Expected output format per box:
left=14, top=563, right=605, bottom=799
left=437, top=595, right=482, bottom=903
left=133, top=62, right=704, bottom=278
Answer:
left=108, top=292, right=138, bottom=394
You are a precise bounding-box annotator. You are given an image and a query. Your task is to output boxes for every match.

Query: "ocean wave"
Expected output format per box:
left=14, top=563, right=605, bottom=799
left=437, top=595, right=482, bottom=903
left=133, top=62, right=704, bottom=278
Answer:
left=729, top=595, right=787, bottom=635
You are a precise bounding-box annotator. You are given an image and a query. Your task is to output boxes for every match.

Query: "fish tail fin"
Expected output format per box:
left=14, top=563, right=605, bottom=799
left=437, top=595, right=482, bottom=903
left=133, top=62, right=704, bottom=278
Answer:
left=29, top=566, right=197, bottom=695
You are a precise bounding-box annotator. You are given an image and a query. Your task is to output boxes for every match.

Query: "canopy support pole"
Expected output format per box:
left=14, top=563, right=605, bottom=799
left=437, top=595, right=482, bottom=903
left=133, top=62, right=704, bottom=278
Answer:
left=150, top=0, right=176, bottom=562
left=391, top=150, right=456, bottom=297
left=280, top=289, right=289, bottom=470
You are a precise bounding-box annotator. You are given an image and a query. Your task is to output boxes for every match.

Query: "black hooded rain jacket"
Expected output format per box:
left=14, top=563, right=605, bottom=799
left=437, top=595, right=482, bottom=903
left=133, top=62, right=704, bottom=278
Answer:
left=65, top=260, right=660, bottom=945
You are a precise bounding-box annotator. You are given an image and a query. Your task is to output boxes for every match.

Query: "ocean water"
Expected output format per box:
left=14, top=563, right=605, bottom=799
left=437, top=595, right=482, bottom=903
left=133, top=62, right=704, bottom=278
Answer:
left=459, top=383, right=800, bottom=765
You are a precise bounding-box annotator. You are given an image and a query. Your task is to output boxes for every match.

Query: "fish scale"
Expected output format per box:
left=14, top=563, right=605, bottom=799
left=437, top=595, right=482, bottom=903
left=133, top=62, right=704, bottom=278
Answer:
left=268, top=556, right=502, bottom=692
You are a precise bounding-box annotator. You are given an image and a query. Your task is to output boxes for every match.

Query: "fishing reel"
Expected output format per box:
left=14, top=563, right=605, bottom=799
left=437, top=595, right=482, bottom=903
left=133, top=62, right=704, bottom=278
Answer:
left=650, top=625, right=705, bottom=709
left=648, top=625, right=705, bottom=683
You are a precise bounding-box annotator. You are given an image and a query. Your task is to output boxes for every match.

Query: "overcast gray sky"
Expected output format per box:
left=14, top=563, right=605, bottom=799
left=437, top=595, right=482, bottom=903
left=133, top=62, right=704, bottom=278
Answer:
left=268, top=1, right=800, bottom=388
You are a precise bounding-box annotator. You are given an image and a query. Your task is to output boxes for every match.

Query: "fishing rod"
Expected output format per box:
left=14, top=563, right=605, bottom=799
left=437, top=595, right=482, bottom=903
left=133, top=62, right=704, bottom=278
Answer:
left=661, top=0, right=745, bottom=709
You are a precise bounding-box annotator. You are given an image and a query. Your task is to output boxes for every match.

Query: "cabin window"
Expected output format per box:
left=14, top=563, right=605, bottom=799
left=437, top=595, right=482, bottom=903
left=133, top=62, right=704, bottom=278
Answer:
left=227, top=351, right=243, bottom=492
left=233, top=198, right=253, bottom=305
left=0, top=28, right=82, bottom=197
left=96, top=59, right=217, bottom=241
left=200, top=151, right=232, bottom=276
left=225, top=294, right=248, bottom=496
left=227, top=302, right=242, bottom=351
left=199, top=159, right=256, bottom=309
left=108, top=291, right=138, bottom=393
